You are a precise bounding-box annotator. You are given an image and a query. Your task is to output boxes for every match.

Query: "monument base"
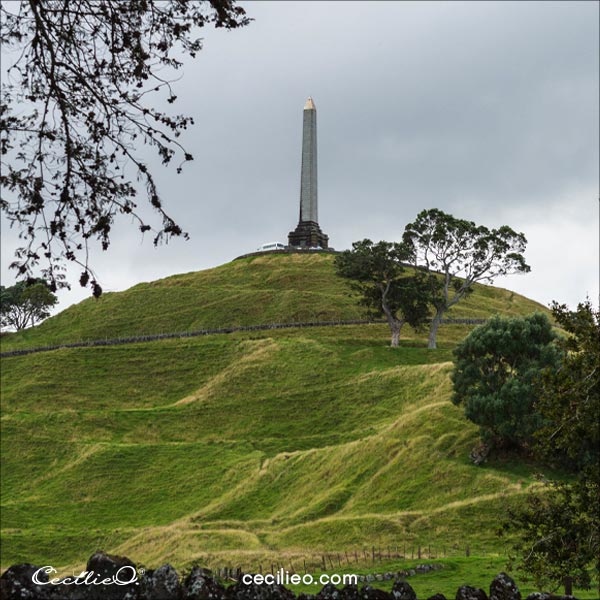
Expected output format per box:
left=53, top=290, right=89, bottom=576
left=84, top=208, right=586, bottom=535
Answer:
left=288, top=221, right=329, bottom=249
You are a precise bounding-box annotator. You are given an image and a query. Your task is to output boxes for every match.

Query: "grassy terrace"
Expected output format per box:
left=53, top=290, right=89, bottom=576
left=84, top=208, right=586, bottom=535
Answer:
left=0, top=253, right=546, bottom=351
left=4, top=254, right=591, bottom=597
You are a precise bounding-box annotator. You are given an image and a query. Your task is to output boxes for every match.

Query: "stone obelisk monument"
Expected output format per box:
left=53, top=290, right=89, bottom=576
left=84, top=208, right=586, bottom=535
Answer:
left=288, top=97, right=329, bottom=249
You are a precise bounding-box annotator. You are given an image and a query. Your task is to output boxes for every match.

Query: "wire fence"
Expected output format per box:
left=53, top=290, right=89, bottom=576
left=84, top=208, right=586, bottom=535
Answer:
left=203, top=543, right=486, bottom=581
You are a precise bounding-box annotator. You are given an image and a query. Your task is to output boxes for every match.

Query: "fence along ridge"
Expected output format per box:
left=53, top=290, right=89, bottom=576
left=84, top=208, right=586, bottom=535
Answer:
left=0, top=318, right=486, bottom=358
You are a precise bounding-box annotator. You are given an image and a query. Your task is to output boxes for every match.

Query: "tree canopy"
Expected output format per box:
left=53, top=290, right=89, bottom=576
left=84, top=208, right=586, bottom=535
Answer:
left=502, top=300, right=599, bottom=595
left=0, top=279, right=58, bottom=330
left=504, top=482, right=597, bottom=595
left=335, top=239, right=431, bottom=347
left=534, top=300, right=600, bottom=476
left=451, top=312, right=561, bottom=451
left=0, top=0, right=250, bottom=296
left=402, top=208, right=530, bottom=348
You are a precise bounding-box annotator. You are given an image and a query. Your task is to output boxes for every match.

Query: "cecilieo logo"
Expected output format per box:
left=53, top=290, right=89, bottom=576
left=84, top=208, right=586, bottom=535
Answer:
left=32, top=566, right=138, bottom=586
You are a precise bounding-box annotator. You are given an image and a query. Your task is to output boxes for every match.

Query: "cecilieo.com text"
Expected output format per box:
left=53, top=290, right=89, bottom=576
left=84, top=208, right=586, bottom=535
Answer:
left=242, top=570, right=358, bottom=587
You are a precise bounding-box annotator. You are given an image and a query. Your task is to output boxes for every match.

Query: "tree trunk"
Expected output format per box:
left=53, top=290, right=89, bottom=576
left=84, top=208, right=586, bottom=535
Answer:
left=428, top=309, right=444, bottom=349
left=385, top=317, right=404, bottom=347
left=380, top=296, right=403, bottom=348
left=391, top=323, right=400, bottom=348
left=564, top=576, right=573, bottom=596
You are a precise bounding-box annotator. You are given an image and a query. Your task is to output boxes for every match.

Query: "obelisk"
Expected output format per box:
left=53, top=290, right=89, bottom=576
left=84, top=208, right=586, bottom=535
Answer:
left=288, top=97, right=329, bottom=249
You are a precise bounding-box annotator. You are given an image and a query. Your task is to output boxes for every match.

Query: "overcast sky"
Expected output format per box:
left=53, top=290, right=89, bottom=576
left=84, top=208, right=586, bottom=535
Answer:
left=1, top=0, right=598, bottom=314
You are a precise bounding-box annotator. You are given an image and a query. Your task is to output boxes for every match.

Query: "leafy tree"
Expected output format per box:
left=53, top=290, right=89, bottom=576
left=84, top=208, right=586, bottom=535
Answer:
left=535, top=300, right=600, bottom=477
left=402, top=208, right=530, bottom=348
left=451, top=313, right=561, bottom=451
left=504, top=483, right=597, bottom=596
left=1, top=0, right=250, bottom=296
left=335, top=239, right=431, bottom=347
left=0, top=279, right=58, bottom=330
left=503, top=300, right=599, bottom=595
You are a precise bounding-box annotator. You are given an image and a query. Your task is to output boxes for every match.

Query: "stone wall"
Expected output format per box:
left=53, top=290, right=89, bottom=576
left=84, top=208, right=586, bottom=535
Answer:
left=0, top=551, right=580, bottom=600
left=0, top=318, right=486, bottom=358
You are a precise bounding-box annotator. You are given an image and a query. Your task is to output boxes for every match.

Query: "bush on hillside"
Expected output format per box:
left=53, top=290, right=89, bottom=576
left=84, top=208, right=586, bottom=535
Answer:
left=451, top=313, right=561, bottom=451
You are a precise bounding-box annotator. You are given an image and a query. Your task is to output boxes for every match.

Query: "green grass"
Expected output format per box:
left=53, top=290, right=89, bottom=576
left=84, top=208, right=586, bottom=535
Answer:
left=0, top=253, right=547, bottom=352
left=1, top=253, right=581, bottom=596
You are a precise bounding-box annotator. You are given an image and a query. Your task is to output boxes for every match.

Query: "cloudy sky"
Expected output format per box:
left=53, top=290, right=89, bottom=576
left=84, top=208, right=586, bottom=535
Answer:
left=1, top=0, right=598, bottom=313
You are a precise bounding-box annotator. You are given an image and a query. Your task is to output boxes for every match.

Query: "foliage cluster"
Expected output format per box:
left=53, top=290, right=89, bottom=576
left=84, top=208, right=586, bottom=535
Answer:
left=336, top=209, right=530, bottom=348
left=453, top=302, right=599, bottom=594
left=334, top=239, right=430, bottom=347
left=451, top=313, right=561, bottom=450
left=504, top=301, right=599, bottom=595
left=1, top=0, right=249, bottom=294
left=0, top=279, right=57, bottom=331
left=403, top=209, right=530, bottom=348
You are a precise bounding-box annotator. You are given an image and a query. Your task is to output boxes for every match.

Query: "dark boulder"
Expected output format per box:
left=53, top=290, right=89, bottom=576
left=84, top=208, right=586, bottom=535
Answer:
left=456, top=586, right=488, bottom=600
left=225, top=579, right=295, bottom=600
left=183, top=567, right=225, bottom=600
left=339, top=584, right=360, bottom=600
left=391, top=580, right=417, bottom=600
left=489, top=573, right=521, bottom=600
left=0, top=564, right=54, bottom=600
left=359, top=585, right=391, bottom=600
left=316, top=584, right=340, bottom=600
left=139, top=564, right=181, bottom=599
left=82, top=551, right=139, bottom=600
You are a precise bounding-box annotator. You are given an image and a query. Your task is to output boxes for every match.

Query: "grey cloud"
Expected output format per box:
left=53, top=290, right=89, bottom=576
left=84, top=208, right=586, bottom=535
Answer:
left=1, top=0, right=598, bottom=311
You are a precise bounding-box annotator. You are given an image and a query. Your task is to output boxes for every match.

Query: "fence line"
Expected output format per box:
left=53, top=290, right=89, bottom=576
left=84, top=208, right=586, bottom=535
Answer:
left=207, top=543, right=482, bottom=581
left=0, top=318, right=486, bottom=358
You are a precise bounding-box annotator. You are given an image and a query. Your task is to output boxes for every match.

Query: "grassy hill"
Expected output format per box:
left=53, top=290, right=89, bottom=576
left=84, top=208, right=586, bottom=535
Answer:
left=2, top=253, right=580, bottom=598
left=0, top=253, right=545, bottom=351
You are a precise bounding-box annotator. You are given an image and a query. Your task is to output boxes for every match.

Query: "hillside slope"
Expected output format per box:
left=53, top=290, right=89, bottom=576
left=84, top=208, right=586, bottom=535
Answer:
left=1, top=325, right=546, bottom=568
left=0, top=253, right=546, bottom=351
left=1, top=254, right=557, bottom=593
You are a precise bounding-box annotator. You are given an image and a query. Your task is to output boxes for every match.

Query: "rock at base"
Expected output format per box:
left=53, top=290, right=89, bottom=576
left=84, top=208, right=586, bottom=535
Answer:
left=0, top=564, right=52, bottom=600
left=456, top=586, right=489, bottom=600
left=139, top=564, right=181, bottom=599
left=489, top=573, right=521, bottom=600
left=391, top=580, right=417, bottom=600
